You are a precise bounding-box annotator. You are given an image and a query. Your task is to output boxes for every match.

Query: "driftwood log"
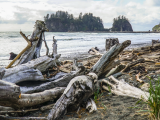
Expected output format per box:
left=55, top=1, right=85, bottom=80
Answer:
left=24, top=58, right=85, bottom=94
left=1, top=56, right=60, bottom=84
left=102, top=76, right=149, bottom=101
left=0, top=80, right=65, bottom=109
left=47, top=73, right=97, bottom=120
left=91, top=40, right=131, bottom=77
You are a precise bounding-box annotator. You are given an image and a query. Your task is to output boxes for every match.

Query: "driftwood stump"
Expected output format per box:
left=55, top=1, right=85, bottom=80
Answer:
left=105, top=38, right=119, bottom=50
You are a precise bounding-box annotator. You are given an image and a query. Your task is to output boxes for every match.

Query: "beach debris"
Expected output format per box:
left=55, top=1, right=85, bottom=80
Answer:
left=119, top=51, right=137, bottom=61
left=88, top=47, right=101, bottom=55
left=102, top=76, right=149, bottom=101
left=135, top=72, right=144, bottom=83
left=105, top=38, right=119, bottom=50
left=121, top=58, right=145, bottom=72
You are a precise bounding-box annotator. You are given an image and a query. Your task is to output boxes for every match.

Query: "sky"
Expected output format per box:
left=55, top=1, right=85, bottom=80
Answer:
left=0, top=0, right=160, bottom=31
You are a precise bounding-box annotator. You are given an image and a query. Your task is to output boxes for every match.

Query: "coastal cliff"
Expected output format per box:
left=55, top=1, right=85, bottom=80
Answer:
left=111, top=15, right=133, bottom=31
left=44, top=11, right=104, bottom=32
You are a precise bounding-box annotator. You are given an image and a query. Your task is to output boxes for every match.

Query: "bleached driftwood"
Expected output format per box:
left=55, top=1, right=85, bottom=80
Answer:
left=17, top=20, right=48, bottom=65
left=102, top=76, right=149, bottom=101
left=136, top=72, right=144, bottom=83
left=105, top=64, right=125, bottom=77
left=47, top=73, right=97, bottom=120
left=91, top=40, right=131, bottom=77
left=86, top=98, right=97, bottom=113
left=24, top=58, right=85, bottom=94
left=0, top=80, right=65, bottom=109
left=1, top=56, right=60, bottom=83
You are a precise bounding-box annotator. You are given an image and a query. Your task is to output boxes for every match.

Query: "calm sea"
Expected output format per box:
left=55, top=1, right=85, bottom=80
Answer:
left=0, top=31, right=160, bottom=67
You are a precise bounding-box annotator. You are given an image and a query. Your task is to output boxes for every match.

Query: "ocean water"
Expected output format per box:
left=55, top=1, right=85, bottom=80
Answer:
left=0, top=31, right=160, bottom=67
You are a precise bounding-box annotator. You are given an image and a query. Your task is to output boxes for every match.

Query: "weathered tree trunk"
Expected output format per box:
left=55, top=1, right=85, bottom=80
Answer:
left=0, top=80, right=65, bottom=109
left=6, top=21, right=48, bottom=69
left=0, top=80, right=20, bottom=103
left=24, top=59, right=85, bottom=94
left=47, top=73, right=97, bottom=120
left=17, top=20, right=48, bottom=65
left=1, top=56, right=60, bottom=83
left=91, top=40, right=131, bottom=77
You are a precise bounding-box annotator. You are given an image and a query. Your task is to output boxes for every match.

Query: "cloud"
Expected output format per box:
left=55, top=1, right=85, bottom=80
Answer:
left=0, top=0, right=160, bottom=31
left=145, top=0, right=160, bottom=6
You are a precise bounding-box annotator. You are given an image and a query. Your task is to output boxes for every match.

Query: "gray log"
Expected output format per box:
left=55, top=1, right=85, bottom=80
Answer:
left=24, top=59, right=85, bottom=94
left=91, top=40, right=131, bottom=77
left=0, top=81, right=65, bottom=109
left=47, top=73, right=97, bottom=120
left=2, top=56, right=59, bottom=83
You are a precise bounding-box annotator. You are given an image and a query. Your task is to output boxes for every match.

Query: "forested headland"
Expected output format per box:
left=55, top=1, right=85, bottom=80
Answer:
left=44, top=11, right=107, bottom=32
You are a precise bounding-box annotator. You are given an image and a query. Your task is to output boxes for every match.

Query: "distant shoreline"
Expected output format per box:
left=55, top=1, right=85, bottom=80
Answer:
left=47, top=31, right=160, bottom=33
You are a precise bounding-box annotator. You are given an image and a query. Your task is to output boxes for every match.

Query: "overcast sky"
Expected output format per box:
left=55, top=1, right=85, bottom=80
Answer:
left=0, top=0, right=160, bottom=31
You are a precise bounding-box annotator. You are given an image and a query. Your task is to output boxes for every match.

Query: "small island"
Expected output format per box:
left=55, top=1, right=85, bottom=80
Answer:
left=111, top=15, right=133, bottom=32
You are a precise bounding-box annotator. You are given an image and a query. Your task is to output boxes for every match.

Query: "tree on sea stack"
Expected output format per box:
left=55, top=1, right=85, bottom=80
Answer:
left=111, top=15, right=133, bottom=32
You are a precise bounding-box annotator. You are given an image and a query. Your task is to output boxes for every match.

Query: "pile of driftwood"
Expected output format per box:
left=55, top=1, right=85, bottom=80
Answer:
left=0, top=20, right=159, bottom=120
